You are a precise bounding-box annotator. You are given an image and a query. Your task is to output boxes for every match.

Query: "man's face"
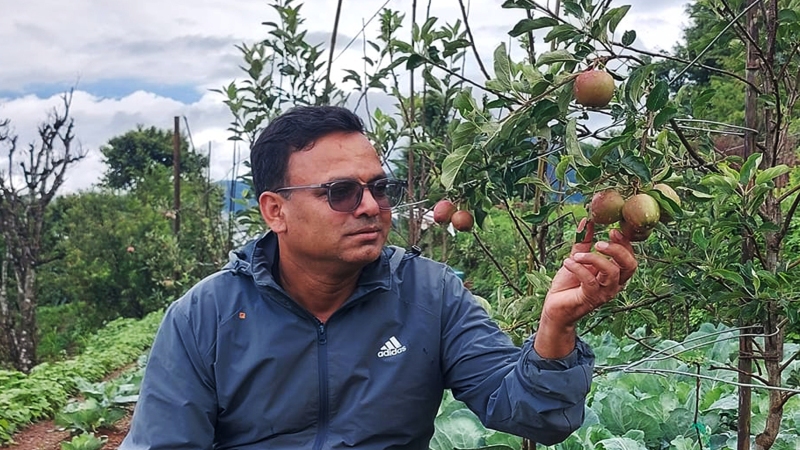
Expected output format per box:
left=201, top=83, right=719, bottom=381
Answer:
left=270, top=131, right=394, bottom=268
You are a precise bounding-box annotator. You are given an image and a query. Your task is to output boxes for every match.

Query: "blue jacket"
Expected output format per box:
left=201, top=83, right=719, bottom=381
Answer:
left=121, top=232, right=594, bottom=449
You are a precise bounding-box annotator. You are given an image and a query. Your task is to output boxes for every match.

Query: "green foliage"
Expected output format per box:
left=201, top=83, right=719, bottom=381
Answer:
left=37, top=302, right=103, bottom=362
left=39, top=164, right=226, bottom=319
left=100, top=125, right=207, bottom=190
left=55, top=370, right=142, bottom=435
left=429, top=390, right=522, bottom=450
left=212, top=0, right=350, bottom=240
left=431, top=324, right=800, bottom=449
left=60, top=433, right=107, bottom=450
left=0, top=310, right=162, bottom=444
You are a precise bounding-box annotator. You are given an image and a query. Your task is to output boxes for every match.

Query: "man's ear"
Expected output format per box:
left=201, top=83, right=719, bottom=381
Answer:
left=259, top=191, right=287, bottom=233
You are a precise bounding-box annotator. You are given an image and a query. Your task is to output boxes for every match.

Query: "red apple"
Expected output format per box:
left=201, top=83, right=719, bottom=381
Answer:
left=573, top=70, right=615, bottom=108
left=590, top=189, right=625, bottom=225
left=433, top=199, right=457, bottom=224
left=451, top=210, right=474, bottom=232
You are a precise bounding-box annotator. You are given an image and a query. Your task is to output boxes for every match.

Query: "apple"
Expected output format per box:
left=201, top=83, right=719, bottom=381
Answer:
left=573, top=70, right=615, bottom=108
left=590, top=189, right=625, bottom=225
left=451, top=210, right=474, bottom=232
left=622, top=194, right=660, bottom=230
left=433, top=199, right=457, bottom=224
left=619, top=220, right=654, bottom=242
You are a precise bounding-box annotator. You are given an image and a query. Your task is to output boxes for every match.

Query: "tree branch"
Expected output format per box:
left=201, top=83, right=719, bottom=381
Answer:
left=472, top=230, right=525, bottom=296
left=457, top=0, right=491, bottom=80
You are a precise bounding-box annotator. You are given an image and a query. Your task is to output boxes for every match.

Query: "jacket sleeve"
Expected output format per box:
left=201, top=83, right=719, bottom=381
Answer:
left=439, top=267, right=594, bottom=445
left=120, top=298, right=218, bottom=450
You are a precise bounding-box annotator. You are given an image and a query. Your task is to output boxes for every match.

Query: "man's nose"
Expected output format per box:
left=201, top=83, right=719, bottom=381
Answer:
left=354, top=187, right=381, bottom=216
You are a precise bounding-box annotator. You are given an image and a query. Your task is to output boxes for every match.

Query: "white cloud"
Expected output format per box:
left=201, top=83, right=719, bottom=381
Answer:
left=0, top=0, right=693, bottom=193
left=0, top=90, right=238, bottom=192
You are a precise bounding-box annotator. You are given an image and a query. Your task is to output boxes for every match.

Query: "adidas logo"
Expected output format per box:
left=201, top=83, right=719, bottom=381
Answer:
left=377, top=336, right=407, bottom=358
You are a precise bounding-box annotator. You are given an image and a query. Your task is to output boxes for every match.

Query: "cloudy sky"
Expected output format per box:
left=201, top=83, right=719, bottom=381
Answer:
left=0, top=0, right=693, bottom=193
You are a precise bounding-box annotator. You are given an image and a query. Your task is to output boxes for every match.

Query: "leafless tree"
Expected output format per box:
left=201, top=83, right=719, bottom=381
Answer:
left=0, top=90, right=86, bottom=373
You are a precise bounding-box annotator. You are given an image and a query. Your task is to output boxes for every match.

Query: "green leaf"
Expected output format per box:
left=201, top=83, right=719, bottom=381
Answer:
left=441, top=145, right=473, bottom=190
left=646, top=80, right=669, bottom=111
left=621, top=30, right=636, bottom=46
left=710, top=269, right=746, bottom=288
left=779, top=9, right=799, bottom=23
left=755, top=165, right=790, bottom=185
left=493, top=43, right=513, bottom=90
left=700, top=174, right=737, bottom=193
left=605, top=5, right=631, bottom=33
left=405, top=54, right=426, bottom=70
left=578, top=165, right=602, bottom=182
left=555, top=155, right=571, bottom=182
left=648, top=189, right=681, bottom=219
left=522, top=203, right=558, bottom=225
left=450, top=121, right=480, bottom=148
left=692, top=88, right=716, bottom=112
left=391, top=39, right=414, bottom=54
left=531, top=99, right=561, bottom=128
left=431, top=409, right=486, bottom=450
left=544, top=24, right=581, bottom=44
left=420, top=17, right=438, bottom=36
left=508, top=17, right=559, bottom=37
left=692, top=229, right=708, bottom=250
left=739, top=153, right=763, bottom=185
left=517, top=176, right=558, bottom=193
left=620, top=153, right=651, bottom=182
left=591, top=134, right=631, bottom=165
left=562, top=1, right=583, bottom=18
left=453, top=89, right=477, bottom=114
left=535, top=49, right=576, bottom=66
left=442, top=38, right=471, bottom=58
left=653, top=106, right=678, bottom=129
left=624, top=64, right=654, bottom=108
left=566, top=118, right=591, bottom=166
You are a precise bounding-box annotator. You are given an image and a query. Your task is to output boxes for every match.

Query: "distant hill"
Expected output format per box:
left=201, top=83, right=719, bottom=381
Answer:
left=216, top=179, right=257, bottom=213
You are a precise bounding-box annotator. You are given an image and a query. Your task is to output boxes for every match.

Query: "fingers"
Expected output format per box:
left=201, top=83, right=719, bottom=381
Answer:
left=571, top=252, right=621, bottom=289
left=571, top=218, right=595, bottom=257
left=562, top=256, right=612, bottom=309
left=600, top=229, right=639, bottom=284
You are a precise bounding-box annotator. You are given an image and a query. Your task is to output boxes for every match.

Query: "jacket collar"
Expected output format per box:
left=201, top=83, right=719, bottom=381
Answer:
left=224, top=231, right=394, bottom=295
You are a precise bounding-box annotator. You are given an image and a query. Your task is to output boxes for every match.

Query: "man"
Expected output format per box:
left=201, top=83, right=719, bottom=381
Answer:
left=121, top=105, right=637, bottom=449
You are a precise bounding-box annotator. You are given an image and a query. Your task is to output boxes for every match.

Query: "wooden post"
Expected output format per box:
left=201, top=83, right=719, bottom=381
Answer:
left=173, top=116, right=181, bottom=236
left=737, top=1, right=760, bottom=448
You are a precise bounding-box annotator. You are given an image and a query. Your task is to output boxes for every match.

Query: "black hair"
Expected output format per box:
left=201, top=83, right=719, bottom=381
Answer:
left=250, top=105, right=365, bottom=196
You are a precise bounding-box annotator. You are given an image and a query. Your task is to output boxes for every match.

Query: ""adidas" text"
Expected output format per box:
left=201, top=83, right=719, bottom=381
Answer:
left=377, top=346, right=407, bottom=358
left=377, top=336, right=407, bottom=358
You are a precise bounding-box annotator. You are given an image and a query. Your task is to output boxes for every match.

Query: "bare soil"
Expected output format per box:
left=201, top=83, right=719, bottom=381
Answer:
left=2, top=412, right=131, bottom=450
left=2, top=362, right=138, bottom=450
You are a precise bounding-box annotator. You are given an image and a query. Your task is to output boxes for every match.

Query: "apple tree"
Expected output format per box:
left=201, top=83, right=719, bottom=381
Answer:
left=356, top=0, right=800, bottom=448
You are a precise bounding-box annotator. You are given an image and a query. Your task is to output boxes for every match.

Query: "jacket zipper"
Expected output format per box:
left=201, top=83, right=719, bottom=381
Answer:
left=312, top=320, right=329, bottom=450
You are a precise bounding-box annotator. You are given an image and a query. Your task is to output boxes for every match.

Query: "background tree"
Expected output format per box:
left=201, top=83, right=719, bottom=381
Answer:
left=100, top=125, right=208, bottom=191
left=39, top=133, right=226, bottom=322
left=0, top=91, right=85, bottom=373
left=214, top=0, right=349, bottom=242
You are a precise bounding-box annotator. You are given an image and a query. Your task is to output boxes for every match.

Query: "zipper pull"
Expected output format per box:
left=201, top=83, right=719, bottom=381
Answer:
left=318, top=322, right=327, bottom=345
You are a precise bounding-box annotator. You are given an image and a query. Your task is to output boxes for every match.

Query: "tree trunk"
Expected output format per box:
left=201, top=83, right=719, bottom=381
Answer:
left=13, top=263, right=37, bottom=373
left=0, top=249, right=12, bottom=364
left=738, top=1, right=761, bottom=447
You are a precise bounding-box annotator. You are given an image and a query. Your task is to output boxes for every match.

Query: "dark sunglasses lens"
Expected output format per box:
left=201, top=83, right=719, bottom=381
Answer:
left=328, top=181, right=362, bottom=212
left=370, top=180, right=405, bottom=209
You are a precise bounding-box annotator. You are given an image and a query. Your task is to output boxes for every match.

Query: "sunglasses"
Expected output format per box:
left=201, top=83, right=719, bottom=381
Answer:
left=273, top=178, right=407, bottom=213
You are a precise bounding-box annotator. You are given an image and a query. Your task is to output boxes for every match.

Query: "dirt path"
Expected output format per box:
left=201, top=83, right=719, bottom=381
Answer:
left=2, top=361, right=139, bottom=450
left=4, top=413, right=131, bottom=450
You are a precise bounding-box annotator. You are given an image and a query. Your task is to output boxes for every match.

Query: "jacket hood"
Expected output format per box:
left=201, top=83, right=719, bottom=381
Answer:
left=222, top=231, right=401, bottom=294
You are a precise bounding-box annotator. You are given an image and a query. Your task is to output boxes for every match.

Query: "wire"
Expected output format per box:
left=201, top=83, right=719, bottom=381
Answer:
left=182, top=116, right=197, bottom=153
left=332, top=0, right=393, bottom=63
left=669, top=0, right=762, bottom=85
